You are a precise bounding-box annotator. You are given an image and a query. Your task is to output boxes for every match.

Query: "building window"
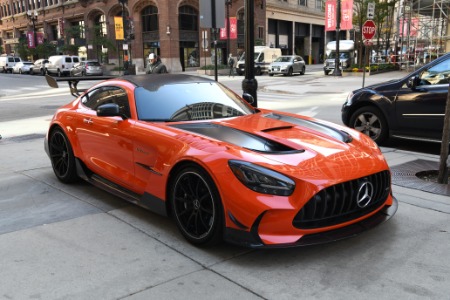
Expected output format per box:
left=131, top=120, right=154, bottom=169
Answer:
left=179, top=5, right=198, bottom=31
left=142, top=5, right=158, bottom=32
left=298, top=0, right=307, bottom=6
left=258, top=26, right=264, bottom=39
left=315, top=0, right=323, bottom=10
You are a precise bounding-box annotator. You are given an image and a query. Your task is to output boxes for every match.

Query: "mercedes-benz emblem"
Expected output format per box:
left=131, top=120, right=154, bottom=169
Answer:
left=356, top=181, right=374, bottom=208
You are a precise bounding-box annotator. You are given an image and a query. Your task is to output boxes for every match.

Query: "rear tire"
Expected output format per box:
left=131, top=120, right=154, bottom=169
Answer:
left=300, top=66, right=305, bottom=75
left=48, top=128, right=79, bottom=183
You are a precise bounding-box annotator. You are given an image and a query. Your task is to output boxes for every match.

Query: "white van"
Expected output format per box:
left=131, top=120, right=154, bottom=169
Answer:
left=235, top=46, right=282, bottom=75
left=0, top=55, right=22, bottom=73
left=45, top=55, right=80, bottom=76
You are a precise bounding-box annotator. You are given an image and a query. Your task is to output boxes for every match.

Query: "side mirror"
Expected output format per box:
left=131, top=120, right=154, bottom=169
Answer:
left=242, top=93, right=254, bottom=104
left=407, top=75, right=420, bottom=89
left=97, top=103, right=122, bottom=118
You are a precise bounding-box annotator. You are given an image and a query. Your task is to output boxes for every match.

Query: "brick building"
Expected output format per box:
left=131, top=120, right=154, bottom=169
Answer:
left=0, top=0, right=326, bottom=72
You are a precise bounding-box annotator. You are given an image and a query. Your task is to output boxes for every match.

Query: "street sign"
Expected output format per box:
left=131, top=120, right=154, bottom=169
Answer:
left=362, top=20, right=376, bottom=40
left=367, top=2, right=375, bottom=19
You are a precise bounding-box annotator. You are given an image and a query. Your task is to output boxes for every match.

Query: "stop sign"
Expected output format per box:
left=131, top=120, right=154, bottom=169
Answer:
left=362, top=20, right=376, bottom=40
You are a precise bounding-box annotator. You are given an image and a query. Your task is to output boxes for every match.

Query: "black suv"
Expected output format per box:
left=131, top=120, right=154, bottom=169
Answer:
left=342, top=52, right=450, bottom=144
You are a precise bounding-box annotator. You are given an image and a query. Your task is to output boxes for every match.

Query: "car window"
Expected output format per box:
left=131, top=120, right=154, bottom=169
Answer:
left=65, top=57, right=71, bottom=63
left=15, top=58, right=21, bottom=62
left=419, top=58, right=450, bottom=86
left=87, top=62, right=101, bottom=66
left=73, top=57, right=80, bottom=63
left=82, top=87, right=131, bottom=118
left=8, top=57, right=14, bottom=62
left=135, top=82, right=253, bottom=121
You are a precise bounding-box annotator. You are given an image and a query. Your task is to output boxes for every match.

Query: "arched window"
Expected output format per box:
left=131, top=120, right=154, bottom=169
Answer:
left=179, top=5, right=197, bottom=31
left=142, top=5, right=158, bottom=32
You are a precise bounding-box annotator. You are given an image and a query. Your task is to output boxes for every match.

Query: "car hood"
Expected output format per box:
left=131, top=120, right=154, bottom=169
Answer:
left=169, top=110, right=387, bottom=180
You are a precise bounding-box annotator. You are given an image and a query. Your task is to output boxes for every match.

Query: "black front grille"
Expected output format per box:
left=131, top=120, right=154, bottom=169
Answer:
left=293, top=171, right=391, bottom=229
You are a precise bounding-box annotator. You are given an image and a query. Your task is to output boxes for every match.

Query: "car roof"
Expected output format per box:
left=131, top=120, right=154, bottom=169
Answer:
left=117, top=74, right=215, bottom=91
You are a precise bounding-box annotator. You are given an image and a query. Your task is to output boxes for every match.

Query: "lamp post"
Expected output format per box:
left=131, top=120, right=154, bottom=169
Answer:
left=27, top=10, right=38, bottom=60
left=242, top=0, right=258, bottom=107
left=225, top=0, right=232, bottom=58
left=332, top=0, right=342, bottom=76
left=118, top=0, right=128, bottom=74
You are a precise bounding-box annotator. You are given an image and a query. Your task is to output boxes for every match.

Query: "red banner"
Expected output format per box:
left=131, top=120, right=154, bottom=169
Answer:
left=399, top=17, right=418, bottom=37
left=341, top=0, right=353, bottom=30
left=27, top=31, right=35, bottom=48
left=37, top=32, right=44, bottom=45
left=325, top=0, right=353, bottom=31
left=220, top=17, right=237, bottom=40
left=325, top=0, right=336, bottom=31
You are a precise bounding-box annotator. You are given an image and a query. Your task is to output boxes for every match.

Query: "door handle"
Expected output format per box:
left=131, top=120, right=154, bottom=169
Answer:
left=83, top=118, right=93, bottom=124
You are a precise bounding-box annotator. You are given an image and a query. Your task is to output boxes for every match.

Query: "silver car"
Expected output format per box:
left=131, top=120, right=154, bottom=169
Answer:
left=12, top=61, right=33, bottom=74
left=70, top=60, right=103, bottom=76
left=268, top=55, right=306, bottom=76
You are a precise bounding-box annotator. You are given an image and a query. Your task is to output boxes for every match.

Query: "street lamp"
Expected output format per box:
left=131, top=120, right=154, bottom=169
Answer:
left=27, top=10, right=38, bottom=59
left=118, top=0, right=128, bottom=74
left=242, top=0, right=258, bottom=107
left=225, top=0, right=232, bottom=58
left=332, top=0, right=342, bottom=76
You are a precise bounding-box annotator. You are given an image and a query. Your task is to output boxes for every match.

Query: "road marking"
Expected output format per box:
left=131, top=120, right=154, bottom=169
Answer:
left=0, top=115, right=52, bottom=138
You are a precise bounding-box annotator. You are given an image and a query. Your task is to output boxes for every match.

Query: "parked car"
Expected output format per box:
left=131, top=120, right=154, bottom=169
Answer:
left=30, top=58, right=49, bottom=75
left=12, top=61, right=33, bottom=74
left=70, top=60, right=103, bottom=76
left=268, top=55, right=306, bottom=76
left=342, top=52, right=450, bottom=144
left=44, top=74, right=397, bottom=248
left=0, top=55, right=22, bottom=73
left=45, top=55, right=80, bottom=77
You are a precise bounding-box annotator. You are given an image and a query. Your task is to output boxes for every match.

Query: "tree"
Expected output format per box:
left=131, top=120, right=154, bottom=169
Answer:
left=15, top=37, right=31, bottom=60
left=87, top=25, right=116, bottom=62
left=352, top=0, right=400, bottom=67
left=60, top=25, right=83, bottom=55
left=438, top=84, right=450, bottom=184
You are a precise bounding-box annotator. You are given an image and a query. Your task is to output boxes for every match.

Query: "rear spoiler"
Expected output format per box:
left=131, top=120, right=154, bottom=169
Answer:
left=45, top=75, right=116, bottom=97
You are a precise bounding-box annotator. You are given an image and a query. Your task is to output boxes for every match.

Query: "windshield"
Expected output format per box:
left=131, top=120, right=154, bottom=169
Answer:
left=135, top=82, right=255, bottom=122
left=274, top=56, right=293, bottom=63
left=328, top=52, right=350, bottom=59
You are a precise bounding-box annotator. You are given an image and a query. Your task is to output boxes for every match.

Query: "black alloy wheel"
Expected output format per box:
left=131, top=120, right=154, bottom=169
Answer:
left=349, top=106, right=388, bottom=144
left=170, top=165, right=223, bottom=246
left=48, top=128, right=78, bottom=183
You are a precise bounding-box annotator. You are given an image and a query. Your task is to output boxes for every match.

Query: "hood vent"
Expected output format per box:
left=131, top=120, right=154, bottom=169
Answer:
left=170, top=123, right=303, bottom=154
left=264, top=113, right=352, bottom=143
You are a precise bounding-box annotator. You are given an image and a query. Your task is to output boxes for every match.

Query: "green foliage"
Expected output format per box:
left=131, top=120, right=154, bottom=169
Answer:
left=36, top=42, right=57, bottom=58
left=15, top=37, right=30, bottom=60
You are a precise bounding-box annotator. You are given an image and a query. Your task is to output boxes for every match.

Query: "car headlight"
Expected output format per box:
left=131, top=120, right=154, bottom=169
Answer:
left=228, top=160, right=295, bottom=196
left=345, top=91, right=355, bottom=106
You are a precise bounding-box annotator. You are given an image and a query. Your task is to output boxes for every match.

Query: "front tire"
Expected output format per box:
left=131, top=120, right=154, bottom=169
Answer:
left=170, top=165, right=223, bottom=246
left=48, top=128, right=79, bottom=183
left=349, top=106, right=388, bottom=144
left=287, top=67, right=293, bottom=76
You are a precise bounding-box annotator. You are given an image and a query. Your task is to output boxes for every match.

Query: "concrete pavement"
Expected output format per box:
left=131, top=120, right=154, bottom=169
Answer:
left=0, top=69, right=449, bottom=299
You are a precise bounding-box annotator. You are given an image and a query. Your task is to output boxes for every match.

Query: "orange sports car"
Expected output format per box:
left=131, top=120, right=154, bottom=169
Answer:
left=44, top=74, right=398, bottom=248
